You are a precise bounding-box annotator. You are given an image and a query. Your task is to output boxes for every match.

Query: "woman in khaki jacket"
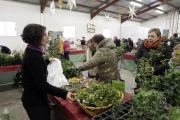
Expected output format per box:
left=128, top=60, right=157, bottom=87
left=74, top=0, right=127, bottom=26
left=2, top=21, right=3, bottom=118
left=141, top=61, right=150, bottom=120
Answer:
left=77, top=34, right=120, bottom=83
left=83, top=39, right=98, bottom=78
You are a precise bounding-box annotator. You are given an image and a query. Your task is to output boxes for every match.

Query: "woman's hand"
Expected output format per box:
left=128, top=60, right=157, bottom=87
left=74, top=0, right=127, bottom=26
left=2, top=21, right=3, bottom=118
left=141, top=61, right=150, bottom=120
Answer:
left=66, top=92, right=76, bottom=103
left=49, top=58, right=55, bottom=62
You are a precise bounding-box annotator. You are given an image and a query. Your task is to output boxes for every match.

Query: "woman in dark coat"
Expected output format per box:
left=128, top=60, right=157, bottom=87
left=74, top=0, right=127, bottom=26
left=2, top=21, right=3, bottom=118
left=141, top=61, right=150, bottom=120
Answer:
left=21, top=24, right=75, bottom=120
left=133, top=28, right=172, bottom=93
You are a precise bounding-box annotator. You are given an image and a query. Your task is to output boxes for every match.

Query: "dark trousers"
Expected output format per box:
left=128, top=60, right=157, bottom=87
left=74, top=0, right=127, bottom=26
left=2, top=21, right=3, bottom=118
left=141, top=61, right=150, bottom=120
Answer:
left=58, top=53, right=64, bottom=59
left=23, top=103, right=50, bottom=120
left=64, top=51, right=69, bottom=60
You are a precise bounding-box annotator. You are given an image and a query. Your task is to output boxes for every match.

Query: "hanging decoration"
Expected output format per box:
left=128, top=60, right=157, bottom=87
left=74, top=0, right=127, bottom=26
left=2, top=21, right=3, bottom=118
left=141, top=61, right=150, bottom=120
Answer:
left=50, top=0, right=55, bottom=17
left=103, top=13, right=111, bottom=22
left=58, top=0, right=63, bottom=9
left=127, top=5, right=137, bottom=19
left=117, top=13, right=121, bottom=20
left=67, top=0, right=76, bottom=11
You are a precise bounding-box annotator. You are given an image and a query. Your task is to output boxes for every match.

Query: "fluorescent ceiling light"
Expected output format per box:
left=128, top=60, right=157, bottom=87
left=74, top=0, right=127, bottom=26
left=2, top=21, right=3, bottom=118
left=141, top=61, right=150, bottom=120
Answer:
left=155, top=10, right=164, bottom=14
left=130, top=1, right=142, bottom=7
left=157, top=6, right=163, bottom=10
left=136, top=0, right=141, bottom=1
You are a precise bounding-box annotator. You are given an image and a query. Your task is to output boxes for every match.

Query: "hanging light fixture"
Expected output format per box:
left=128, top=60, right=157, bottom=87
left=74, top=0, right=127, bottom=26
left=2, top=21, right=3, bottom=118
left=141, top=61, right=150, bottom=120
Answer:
left=130, top=1, right=142, bottom=7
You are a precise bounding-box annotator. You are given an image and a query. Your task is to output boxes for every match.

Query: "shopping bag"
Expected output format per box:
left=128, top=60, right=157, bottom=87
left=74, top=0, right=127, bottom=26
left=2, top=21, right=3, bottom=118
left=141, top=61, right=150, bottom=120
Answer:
left=112, top=79, right=125, bottom=94
left=47, top=58, right=69, bottom=88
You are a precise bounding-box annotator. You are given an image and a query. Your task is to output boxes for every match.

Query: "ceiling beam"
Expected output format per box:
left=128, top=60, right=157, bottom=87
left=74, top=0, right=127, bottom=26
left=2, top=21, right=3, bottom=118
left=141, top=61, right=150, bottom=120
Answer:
left=41, top=0, right=48, bottom=13
left=157, top=0, right=179, bottom=9
left=51, top=0, right=146, bottom=21
left=91, top=0, right=156, bottom=17
left=121, top=4, right=162, bottom=23
left=135, top=0, right=166, bottom=13
left=91, top=0, right=120, bottom=19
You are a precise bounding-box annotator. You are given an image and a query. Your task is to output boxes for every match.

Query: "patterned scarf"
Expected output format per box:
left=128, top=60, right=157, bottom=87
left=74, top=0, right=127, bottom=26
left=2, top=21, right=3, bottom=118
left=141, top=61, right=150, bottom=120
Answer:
left=144, top=37, right=162, bottom=49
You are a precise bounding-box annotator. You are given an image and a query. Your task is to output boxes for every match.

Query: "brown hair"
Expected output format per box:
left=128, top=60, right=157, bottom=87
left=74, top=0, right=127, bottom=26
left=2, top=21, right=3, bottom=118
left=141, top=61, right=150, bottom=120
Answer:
left=86, top=39, right=92, bottom=46
left=173, top=44, right=180, bottom=52
left=148, top=28, right=161, bottom=37
left=92, top=34, right=105, bottom=44
left=173, top=33, right=178, bottom=37
left=21, top=24, right=46, bottom=46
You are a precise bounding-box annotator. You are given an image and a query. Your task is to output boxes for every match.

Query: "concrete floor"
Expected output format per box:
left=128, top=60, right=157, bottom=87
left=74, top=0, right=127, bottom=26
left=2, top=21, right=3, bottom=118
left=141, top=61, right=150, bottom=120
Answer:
left=0, top=61, right=136, bottom=120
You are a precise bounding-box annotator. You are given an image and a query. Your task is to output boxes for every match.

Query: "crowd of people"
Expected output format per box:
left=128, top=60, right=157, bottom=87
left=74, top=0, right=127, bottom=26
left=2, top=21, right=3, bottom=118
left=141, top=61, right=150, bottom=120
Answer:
left=1, top=23, right=179, bottom=120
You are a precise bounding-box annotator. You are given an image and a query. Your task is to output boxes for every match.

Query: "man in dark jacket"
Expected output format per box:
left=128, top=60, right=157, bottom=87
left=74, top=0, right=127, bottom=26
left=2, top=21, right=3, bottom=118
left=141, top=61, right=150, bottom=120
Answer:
left=170, top=33, right=180, bottom=51
left=114, top=36, right=121, bottom=47
left=0, top=45, right=11, bottom=54
left=81, top=37, right=86, bottom=45
left=128, top=38, right=133, bottom=51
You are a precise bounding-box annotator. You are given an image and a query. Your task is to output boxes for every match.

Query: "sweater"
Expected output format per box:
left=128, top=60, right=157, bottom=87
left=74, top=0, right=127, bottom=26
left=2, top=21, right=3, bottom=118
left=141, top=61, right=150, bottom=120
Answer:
left=21, top=48, right=68, bottom=106
left=64, top=41, right=70, bottom=52
left=168, top=58, right=180, bottom=72
left=134, top=42, right=172, bottom=75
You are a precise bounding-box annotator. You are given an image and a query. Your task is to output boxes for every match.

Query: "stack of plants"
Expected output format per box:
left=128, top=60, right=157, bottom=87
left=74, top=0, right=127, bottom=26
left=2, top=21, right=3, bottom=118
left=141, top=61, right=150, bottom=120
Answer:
left=92, top=42, right=180, bottom=119
left=0, top=50, right=22, bottom=67
left=74, top=81, right=123, bottom=116
left=92, top=89, right=173, bottom=120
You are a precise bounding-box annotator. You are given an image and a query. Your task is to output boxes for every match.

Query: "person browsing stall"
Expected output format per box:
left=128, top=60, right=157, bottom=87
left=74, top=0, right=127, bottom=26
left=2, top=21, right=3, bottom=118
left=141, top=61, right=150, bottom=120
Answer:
left=21, top=24, right=75, bottom=120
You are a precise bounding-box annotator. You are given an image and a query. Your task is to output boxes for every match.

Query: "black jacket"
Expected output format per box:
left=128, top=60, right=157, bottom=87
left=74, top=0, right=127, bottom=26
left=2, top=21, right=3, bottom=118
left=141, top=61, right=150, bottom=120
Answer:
left=0, top=45, right=11, bottom=54
left=134, top=42, right=172, bottom=75
left=21, top=48, right=68, bottom=106
left=81, top=40, right=85, bottom=45
left=129, top=40, right=133, bottom=49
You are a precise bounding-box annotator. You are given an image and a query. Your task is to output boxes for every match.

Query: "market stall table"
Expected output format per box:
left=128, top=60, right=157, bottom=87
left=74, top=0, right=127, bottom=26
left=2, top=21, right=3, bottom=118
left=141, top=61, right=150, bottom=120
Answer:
left=48, top=92, right=132, bottom=120
left=121, top=54, right=137, bottom=71
left=69, top=50, right=86, bottom=62
left=0, top=65, right=21, bottom=87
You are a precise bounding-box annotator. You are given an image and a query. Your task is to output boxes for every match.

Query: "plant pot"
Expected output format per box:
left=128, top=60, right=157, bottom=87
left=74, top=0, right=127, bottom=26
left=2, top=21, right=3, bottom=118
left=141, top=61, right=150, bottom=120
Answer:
left=126, top=105, right=131, bottom=110
left=104, top=117, right=115, bottom=120
left=111, top=114, right=120, bottom=120
left=118, top=111, right=125, bottom=116
left=122, top=109, right=129, bottom=114
left=105, top=110, right=113, bottom=116
left=92, top=116, right=102, bottom=120
left=100, top=113, right=108, bottom=118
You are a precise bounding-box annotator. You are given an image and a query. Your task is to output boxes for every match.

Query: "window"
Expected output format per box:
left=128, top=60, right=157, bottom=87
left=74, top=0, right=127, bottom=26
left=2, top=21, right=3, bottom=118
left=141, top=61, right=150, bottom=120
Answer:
left=0, top=21, right=17, bottom=36
left=103, top=29, right=111, bottom=38
left=63, top=26, right=75, bottom=38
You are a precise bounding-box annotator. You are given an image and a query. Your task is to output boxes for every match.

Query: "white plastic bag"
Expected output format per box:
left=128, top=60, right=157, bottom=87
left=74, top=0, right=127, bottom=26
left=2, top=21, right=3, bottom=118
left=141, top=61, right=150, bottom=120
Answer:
left=47, top=58, right=69, bottom=88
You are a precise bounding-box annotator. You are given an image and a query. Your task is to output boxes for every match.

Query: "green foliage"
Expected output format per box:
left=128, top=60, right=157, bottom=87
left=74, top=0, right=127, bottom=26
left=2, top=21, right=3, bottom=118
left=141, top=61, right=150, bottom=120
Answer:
left=0, top=108, right=16, bottom=120
left=43, top=40, right=81, bottom=79
left=169, top=106, right=180, bottom=120
left=0, top=51, right=22, bottom=67
left=128, top=89, right=172, bottom=120
left=135, top=43, right=180, bottom=107
left=74, top=81, right=120, bottom=107
left=12, top=71, right=22, bottom=88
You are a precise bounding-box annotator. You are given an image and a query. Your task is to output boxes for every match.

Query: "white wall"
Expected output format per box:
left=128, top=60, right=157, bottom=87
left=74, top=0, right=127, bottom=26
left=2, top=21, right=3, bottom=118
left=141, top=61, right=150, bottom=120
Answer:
left=141, top=12, right=180, bottom=38
left=92, top=16, right=121, bottom=39
left=121, top=21, right=141, bottom=27
left=0, top=1, right=41, bottom=51
left=0, top=0, right=121, bottom=51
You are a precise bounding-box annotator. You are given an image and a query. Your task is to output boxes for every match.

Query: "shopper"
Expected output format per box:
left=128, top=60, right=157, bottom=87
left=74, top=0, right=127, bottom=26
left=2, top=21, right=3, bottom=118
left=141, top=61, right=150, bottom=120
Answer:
left=134, top=28, right=172, bottom=94
left=83, top=39, right=97, bottom=78
left=64, top=40, right=70, bottom=60
left=170, top=33, right=180, bottom=51
left=81, top=37, right=86, bottom=45
left=169, top=44, right=180, bottom=72
left=77, top=34, right=120, bottom=83
left=21, top=24, right=75, bottom=120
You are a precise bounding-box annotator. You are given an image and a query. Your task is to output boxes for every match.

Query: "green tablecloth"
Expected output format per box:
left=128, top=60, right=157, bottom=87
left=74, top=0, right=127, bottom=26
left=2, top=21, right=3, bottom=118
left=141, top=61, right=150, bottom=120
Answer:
left=122, top=59, right=137, bottom=71
left=69, top=54, right=85, bottom=62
